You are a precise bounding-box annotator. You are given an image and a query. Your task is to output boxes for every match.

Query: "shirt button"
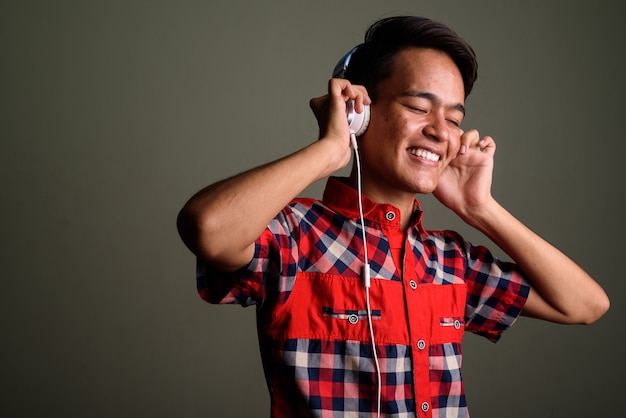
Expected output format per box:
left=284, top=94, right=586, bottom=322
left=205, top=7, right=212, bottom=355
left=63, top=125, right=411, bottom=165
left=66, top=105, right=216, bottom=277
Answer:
left=385, top=211, right=396, bottom=221
left=421, top=401, right=430, bottom=413
left=454, top=319, right=461, bottom=330
left=348, top=314, right=359, bottom=325
left=417, top=339, right=426, bottom=351
left=409, top=280, right=417, bottom=290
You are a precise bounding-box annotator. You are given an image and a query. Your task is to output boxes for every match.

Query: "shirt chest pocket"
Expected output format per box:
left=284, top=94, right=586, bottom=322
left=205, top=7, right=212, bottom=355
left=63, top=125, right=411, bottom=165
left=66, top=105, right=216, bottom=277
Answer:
left=263, top=272, right=370, bottom=341
left=413, top=283, right=467, bottom=345
left=263, top=272, right=410, bottom=344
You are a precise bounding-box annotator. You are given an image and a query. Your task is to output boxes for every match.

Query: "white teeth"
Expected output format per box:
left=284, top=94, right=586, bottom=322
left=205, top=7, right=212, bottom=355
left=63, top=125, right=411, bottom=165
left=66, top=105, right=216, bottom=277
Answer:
left=410, top=148, right=440, bottom=162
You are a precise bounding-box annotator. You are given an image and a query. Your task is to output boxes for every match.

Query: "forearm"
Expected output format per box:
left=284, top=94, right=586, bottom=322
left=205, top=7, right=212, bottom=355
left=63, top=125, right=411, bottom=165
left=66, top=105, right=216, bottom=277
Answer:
left=177, top=139, right=347, bottom=270
left=463, top=199, right=609, bottom=324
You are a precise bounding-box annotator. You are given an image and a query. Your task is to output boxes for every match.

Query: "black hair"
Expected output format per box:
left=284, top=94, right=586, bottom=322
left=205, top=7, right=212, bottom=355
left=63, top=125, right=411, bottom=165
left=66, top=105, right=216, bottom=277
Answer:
left=345, top=16, right=478, bottom=99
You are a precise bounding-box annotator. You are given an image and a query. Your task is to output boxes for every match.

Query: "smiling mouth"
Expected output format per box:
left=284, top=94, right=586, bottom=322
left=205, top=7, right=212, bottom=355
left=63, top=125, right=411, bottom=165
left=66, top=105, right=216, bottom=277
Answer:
left=409, top=148, right=441, bottom=162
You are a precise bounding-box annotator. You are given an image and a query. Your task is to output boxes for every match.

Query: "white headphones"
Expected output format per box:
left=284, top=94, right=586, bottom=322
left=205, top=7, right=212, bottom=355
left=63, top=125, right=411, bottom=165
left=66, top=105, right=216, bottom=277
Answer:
left=332, top=46, right=370, bottom=137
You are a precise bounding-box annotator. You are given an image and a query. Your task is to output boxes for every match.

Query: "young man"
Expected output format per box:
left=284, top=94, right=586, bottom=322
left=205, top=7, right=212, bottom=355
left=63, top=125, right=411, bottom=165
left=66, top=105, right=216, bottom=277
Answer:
left=177, top=16, right=609, bottom=417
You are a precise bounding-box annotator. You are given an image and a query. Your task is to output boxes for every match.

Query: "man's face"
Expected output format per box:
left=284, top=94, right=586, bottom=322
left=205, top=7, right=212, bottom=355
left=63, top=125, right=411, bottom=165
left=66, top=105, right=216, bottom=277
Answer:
left=358, top=47, right=465, bottom=201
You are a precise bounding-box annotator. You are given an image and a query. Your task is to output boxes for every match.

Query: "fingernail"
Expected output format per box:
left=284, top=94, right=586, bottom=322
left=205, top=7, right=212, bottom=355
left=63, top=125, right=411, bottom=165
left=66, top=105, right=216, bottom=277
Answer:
left=460, top=145, right=467, bottom=154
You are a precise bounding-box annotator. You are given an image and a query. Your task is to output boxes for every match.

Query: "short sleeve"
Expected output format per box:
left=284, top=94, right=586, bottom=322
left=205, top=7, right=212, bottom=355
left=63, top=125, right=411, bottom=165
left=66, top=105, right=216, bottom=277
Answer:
left=460, top=236, right=531, bottom=342
left=195, top=204, right=302, bottom=307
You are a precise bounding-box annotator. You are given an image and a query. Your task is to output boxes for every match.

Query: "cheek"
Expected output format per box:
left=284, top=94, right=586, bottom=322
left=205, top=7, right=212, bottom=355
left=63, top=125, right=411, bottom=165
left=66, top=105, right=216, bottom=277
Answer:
left=378, top=114, right=413, bottom=141
left=449, top=136, right=461, bottom=152
left=449, top=132, right=462, bottom=153
left=440, top=136, right=462, bottom=167
left=366, top=106, right=416, bottom=151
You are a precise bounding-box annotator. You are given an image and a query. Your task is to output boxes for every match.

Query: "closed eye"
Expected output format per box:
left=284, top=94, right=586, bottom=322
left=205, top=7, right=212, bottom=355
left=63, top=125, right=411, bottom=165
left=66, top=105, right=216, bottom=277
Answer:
left=406, top=105, right=427, bottom=113
left=446, top=118, right=461, bottom=127
left=401, top=90, right=465, bottom=123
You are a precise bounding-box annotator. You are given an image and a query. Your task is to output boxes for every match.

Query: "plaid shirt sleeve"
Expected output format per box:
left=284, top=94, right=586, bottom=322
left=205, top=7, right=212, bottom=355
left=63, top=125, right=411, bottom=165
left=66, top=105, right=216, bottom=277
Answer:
left=455, top=231, right=531, bottom=342
left=196, top=201, right=305, bottom=307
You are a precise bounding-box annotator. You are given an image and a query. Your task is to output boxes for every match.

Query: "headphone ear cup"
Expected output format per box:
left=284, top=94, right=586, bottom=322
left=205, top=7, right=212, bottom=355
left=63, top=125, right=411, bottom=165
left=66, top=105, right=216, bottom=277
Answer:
left=334, top=46, right=370, bottom=137
left=346, top=100, right=370, bottom=137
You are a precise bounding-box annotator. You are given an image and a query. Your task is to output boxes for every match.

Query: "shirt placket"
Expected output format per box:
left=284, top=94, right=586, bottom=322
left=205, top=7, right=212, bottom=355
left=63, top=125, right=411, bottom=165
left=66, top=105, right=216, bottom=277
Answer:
left=401, top=228, right=433, bottom=418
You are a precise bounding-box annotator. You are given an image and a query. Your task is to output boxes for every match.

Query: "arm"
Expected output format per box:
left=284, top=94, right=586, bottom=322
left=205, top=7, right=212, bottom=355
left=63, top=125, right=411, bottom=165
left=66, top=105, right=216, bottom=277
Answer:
left=434, top=130, right=610, bottom=324
left=177, top=79, right=370, bottom=271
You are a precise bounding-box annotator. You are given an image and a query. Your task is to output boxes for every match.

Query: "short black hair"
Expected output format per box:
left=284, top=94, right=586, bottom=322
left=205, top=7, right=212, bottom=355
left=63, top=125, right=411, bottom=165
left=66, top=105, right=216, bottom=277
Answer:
left=345, top=16, right=478, bottom=100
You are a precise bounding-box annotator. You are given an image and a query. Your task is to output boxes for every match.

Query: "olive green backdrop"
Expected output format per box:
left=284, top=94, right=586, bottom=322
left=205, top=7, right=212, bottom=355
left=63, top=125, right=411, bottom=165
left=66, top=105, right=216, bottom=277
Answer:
left=2, top=1, right=624, bottom=417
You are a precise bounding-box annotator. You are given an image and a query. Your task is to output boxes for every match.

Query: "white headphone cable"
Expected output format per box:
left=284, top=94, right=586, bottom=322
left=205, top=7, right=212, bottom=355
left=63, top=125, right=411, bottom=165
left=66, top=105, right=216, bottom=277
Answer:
left=351, top=133, right=382, bottom=418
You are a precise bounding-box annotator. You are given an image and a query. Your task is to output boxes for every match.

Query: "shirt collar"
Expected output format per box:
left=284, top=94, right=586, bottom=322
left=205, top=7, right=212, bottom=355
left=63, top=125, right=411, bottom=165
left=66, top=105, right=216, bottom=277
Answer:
left=322, top=177, right=425, bottom=231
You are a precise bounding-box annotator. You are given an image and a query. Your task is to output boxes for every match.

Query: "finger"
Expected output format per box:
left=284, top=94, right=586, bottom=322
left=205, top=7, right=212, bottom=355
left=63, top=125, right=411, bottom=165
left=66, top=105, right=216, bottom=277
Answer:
left=329, top=78, right=354, bottom=101
left=329, top=78, right=371, bottom=112
left=478, top=136, right=496, bottom=154
left=352, top=86, right=372, bottom=113
left=459, top=129, right=479, bottom=154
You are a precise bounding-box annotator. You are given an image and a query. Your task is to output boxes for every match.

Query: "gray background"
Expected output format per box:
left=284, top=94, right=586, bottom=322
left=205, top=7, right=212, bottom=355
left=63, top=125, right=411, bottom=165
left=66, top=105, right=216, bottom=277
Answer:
left=2, top=1, right=624, bottom=417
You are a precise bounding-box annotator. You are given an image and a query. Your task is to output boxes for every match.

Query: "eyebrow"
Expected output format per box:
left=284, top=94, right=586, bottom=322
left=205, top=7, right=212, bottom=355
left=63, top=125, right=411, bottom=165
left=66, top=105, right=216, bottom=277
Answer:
left=402, top=90, right=466, bottom=115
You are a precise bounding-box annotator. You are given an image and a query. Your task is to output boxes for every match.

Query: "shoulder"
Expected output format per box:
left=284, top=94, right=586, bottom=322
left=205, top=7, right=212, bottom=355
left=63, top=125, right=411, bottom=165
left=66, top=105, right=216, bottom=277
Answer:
left=420, top=228, right=468, bottom=248
left=269, top=197, right=327, bottom=233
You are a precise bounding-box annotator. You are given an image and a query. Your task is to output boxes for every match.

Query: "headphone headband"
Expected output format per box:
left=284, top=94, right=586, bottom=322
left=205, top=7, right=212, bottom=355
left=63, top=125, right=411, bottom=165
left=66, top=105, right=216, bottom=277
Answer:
left=332, top=45, right=361, bottom=79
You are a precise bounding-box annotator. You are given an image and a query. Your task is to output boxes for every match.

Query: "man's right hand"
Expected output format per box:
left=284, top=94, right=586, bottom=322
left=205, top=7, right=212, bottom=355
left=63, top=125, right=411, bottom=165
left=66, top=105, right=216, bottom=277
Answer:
left=309, top=79, right=371, bottom=171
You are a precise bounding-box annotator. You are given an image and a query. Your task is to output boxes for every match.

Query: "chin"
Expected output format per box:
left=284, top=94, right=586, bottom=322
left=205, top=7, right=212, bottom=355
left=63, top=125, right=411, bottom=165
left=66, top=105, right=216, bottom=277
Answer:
left=412, top=183, right=437, bottom=195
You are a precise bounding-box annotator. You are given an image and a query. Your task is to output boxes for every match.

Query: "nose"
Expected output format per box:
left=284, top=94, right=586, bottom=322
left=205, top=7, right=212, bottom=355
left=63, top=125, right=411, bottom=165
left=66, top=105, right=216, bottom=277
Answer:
left=422, top=111, right=449, bottom=142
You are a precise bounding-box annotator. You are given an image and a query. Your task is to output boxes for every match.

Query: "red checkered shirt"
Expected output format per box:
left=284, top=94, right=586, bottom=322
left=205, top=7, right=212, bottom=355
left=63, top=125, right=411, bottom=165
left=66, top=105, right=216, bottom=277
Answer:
left=197, top=177, right=529, bottom=417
